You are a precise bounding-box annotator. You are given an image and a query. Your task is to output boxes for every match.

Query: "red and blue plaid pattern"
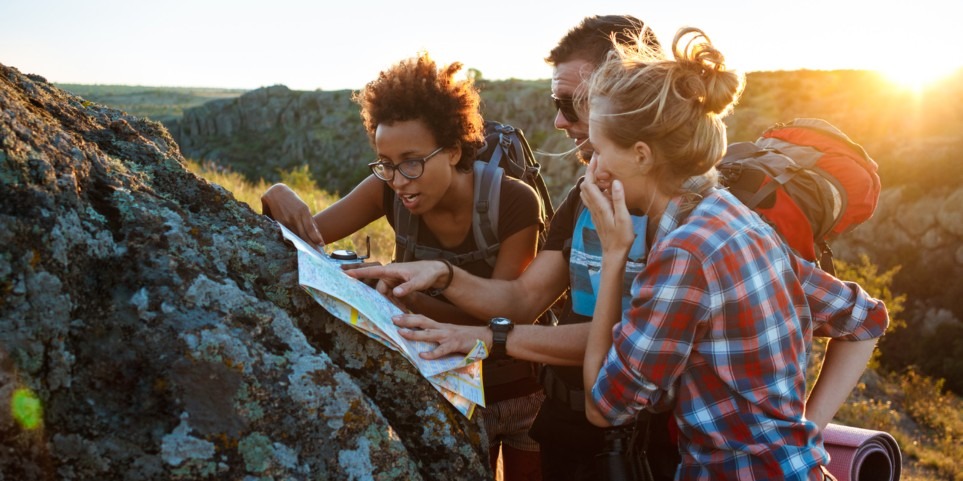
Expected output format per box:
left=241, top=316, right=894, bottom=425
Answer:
left=592, top=188, right=888, bottom=480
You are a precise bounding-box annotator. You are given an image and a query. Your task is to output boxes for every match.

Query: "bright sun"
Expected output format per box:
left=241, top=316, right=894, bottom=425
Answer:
left=878, top=63, right=960, bottom=92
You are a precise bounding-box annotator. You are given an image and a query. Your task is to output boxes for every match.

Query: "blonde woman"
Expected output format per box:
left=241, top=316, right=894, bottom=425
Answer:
left=579, top=27, right=889, bottom=480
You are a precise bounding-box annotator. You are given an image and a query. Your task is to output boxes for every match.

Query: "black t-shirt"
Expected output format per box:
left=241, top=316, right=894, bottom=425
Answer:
left=383, top=175, right=542, bottom=279
left=382, top=174, right=544, bottom=402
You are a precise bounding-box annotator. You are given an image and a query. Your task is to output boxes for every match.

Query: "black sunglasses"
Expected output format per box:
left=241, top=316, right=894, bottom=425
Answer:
left=552, top=95, right=579, bottom=123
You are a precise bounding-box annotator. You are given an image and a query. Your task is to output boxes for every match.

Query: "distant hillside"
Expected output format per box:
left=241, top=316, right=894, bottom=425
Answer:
left=56, top=84, right=246, bottom=124
left=164, top=81, right=577, bottom=201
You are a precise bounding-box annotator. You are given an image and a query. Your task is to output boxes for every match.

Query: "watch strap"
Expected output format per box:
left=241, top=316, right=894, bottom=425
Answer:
left=491, top=330, right=509, bottom=360
left=489, top=317, right=513, bottom=360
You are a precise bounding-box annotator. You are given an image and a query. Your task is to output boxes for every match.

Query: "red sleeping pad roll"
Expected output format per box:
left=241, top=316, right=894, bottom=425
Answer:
left=823, top=423, right=902, bottom=481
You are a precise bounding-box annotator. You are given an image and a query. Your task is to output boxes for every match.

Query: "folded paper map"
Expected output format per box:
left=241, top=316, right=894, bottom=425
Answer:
left=277, top=223, right=486, bottom=418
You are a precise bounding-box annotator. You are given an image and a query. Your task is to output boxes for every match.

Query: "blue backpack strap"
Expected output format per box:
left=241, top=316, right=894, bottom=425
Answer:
left=472, top=159, right=504, bottom=268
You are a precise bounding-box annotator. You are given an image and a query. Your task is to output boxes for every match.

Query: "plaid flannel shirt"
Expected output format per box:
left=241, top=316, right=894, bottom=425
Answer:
left=592, top=187, right=888, bottom=480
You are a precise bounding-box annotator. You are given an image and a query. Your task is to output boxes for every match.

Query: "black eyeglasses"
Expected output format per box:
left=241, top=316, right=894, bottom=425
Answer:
left=552, top=95, right=579, bottom=123
left=368, top=146, right=445, bottom=181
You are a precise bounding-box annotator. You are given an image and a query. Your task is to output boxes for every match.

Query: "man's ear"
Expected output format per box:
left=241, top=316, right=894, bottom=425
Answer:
left=635, top=141, right=654, bottom=173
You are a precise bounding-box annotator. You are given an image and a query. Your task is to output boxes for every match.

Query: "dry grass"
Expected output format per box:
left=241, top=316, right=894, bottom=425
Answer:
left=187, top=161, right=394, bottom=264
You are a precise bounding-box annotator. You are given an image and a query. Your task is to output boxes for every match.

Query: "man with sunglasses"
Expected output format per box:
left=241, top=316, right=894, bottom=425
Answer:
left=349, top=16, right=680, bottom=481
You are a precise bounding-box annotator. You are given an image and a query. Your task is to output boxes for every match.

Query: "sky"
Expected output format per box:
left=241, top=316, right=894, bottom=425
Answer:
left=1, top=0, right=959, bottom=91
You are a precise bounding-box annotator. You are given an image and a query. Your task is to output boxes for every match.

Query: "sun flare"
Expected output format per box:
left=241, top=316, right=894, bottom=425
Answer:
left=878, top=63, right=959, bottom=92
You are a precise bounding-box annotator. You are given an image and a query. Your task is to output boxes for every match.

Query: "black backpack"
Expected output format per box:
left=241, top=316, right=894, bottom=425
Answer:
left=393, top=120, right=555, bottom=267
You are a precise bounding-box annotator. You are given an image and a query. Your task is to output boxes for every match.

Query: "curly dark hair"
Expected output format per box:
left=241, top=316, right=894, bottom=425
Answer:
left=352, top=53, right=485, bottom=170
left=546, top=15, right=661, bottom=67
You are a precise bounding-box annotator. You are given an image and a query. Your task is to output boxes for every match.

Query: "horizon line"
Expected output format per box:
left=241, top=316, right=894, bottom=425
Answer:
left=47, top=68, right=915, bottom=93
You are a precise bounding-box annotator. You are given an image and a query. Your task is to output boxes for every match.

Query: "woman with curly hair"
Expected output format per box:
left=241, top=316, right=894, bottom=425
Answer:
left=261, top=53, right=545, bottom=480
left=579, top=27, right=888, bottom=480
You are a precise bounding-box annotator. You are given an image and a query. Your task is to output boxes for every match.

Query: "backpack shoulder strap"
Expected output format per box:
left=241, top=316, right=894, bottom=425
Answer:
left=561, top=182, right=587, bottom=256
left=394, top=199, right=493, bottom=266
left=817, top=240, right=837, bottom=277
left=721, top=143, right=803, bottom=209
left=473, top=159, right=504, bottom=268
left=391, top=169, right=502, bottom=268
left=723, top=141, right=767, bottom=161
left=504, top=124, right=555, bottom=221
left=392, top=193, right=420, bottom=263
left=745, top=161, right=801, bottom=209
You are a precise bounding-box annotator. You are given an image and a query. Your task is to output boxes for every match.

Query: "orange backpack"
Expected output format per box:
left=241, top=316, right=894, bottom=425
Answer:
left=718, top=118, right=880, bottom=275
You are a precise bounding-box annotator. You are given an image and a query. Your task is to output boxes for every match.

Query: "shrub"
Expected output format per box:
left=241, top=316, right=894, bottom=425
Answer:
left=187, top=161, right=395, bottom=264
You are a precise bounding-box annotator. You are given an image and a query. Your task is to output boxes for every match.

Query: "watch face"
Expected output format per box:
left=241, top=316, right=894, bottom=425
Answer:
left=331, top=249, right=359, bottom=260
left=491, top=317, right=513, bottom=330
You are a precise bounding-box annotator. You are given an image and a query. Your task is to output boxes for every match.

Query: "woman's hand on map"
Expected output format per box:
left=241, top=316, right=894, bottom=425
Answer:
left=261, top=183, right=325, bottom=247
left=346, top=261, right=447, bottom=298
left=380, top=288, right=409, bottom=311
left=340, top=261, right=383, bottom=288
left=393, top=314, right=488, bottom=360
left=378, top=280, right=412, bottom=311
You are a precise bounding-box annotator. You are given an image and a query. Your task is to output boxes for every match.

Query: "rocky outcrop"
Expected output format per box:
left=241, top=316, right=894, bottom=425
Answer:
left=834, top=185, right=963, bottom=318
left=0, top=64, right=490, bottom=480
left=170, top=85, right=373, bottom=196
